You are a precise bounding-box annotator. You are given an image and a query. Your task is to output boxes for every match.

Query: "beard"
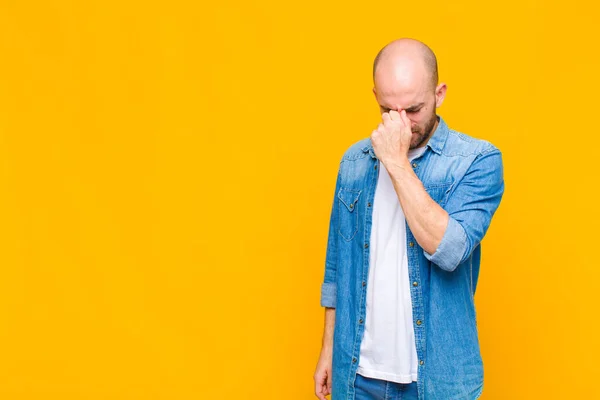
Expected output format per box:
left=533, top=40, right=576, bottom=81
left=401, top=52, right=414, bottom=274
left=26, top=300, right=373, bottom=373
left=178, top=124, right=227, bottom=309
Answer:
left=409, top=114, right=438, bottom=149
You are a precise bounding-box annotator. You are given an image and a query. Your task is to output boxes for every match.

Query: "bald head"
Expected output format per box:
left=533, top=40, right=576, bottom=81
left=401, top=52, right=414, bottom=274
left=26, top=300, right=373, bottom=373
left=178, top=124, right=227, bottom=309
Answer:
left=373, top=38, right=438, bottom=90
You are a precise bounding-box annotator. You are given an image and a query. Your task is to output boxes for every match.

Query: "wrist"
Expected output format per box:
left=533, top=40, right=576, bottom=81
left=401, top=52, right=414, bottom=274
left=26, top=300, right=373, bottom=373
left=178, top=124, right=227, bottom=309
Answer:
left=321, top=342, right=333, bottom=352
left=384, top=156, right=411, bottom=176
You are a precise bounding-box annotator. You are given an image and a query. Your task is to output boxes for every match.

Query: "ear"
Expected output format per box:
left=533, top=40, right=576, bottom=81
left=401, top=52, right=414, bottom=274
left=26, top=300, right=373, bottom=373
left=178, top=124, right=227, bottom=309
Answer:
left=372, top=86, right=377, bottom=99
left=434, top=83, right=447, bottom=108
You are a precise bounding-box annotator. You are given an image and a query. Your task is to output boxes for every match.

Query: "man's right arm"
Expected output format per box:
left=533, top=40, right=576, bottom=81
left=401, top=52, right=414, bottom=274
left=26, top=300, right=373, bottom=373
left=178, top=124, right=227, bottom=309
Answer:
left=314, top=160, right=342, bottom=399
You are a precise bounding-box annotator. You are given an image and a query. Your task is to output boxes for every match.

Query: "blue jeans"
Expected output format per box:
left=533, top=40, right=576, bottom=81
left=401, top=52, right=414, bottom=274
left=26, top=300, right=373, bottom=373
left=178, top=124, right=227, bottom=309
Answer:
left=354, top=373, right=419, bottom=400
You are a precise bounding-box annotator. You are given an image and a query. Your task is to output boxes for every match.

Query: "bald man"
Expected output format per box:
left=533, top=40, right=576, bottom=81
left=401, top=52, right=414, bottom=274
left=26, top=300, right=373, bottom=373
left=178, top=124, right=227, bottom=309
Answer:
left=314, top=38, right=504, bottom=400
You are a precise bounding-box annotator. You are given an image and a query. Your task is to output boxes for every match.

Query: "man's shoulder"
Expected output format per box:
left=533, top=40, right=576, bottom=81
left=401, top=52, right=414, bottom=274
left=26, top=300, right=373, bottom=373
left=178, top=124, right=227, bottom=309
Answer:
left=443, top=126, right=501, bottom=157
left=338, top=137, right=372, bottom=162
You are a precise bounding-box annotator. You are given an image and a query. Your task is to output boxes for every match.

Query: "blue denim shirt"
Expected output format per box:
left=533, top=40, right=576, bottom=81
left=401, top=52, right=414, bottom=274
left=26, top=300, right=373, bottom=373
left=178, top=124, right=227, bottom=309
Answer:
left=320, top=116, right=505, bottom=400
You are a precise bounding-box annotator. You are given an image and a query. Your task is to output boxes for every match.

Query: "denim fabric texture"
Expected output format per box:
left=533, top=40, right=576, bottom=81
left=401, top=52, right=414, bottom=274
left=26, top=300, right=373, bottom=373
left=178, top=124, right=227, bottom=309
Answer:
left=354, top=373, right=418, bottom=400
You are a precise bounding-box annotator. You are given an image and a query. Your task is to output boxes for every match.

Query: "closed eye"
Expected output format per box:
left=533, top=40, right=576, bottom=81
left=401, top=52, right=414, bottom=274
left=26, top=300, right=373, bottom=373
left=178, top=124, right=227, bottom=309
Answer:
left=405, top=104, right=424, bottom=113
left=380, top=104, right=423, bottom=113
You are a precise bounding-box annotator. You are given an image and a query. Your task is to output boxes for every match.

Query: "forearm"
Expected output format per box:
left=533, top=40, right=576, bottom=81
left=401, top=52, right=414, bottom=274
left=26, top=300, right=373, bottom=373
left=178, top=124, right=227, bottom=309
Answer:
left=386, top=157, right=449, bottom=255
left=321, top=307, right=335, bottom=350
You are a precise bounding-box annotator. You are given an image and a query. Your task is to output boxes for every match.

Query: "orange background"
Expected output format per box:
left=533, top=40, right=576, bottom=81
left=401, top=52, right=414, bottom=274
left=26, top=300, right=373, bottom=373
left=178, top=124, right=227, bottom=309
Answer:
left=0, top=1, right=598, bottom=399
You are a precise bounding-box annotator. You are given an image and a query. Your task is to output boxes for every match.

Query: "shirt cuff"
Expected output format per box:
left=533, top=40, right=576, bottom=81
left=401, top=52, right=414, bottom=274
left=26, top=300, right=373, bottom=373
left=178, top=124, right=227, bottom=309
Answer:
left=320, top=282, right=337, bottom=308
left=423, top=216, right=468, bottom=272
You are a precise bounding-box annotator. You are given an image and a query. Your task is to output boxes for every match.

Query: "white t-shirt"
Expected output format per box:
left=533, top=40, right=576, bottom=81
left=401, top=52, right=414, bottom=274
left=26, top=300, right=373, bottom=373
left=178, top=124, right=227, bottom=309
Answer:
left=357, top=145, right=427, bottom=384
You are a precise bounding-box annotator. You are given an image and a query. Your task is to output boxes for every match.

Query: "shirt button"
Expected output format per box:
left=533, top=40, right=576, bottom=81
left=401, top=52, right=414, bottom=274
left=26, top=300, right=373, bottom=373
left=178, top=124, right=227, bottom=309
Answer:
left=374, top=165, right=377, bottom=170
left=352, top=357, right=357, bottom=363
left=409, top=242, right=414, bottom=247
left=412, top=162, right=418, bottom=168
left=362, top=281, right=366, bottom=287
left=349, top=203, right=354, bottom=209
left=413, top=281, right=418, bottom=287
left=364, top=243, right=369, bottom=249
left=419, top=360, right=424, bottom=366
left=367, top=202, right=372, bottom=207
left=359, top=319, right=363, bottom=324
left=416, top=320, right=422, bottom=325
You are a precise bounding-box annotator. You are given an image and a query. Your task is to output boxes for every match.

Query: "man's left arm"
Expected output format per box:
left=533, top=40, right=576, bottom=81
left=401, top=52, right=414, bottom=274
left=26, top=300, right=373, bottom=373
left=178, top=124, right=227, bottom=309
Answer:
left=387, top=147, right=505, bottom=272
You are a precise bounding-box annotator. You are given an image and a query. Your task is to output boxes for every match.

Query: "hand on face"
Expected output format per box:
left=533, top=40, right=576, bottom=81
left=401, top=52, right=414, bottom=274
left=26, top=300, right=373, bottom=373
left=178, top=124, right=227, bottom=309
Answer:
left=371, top=107, right=412, bottom=165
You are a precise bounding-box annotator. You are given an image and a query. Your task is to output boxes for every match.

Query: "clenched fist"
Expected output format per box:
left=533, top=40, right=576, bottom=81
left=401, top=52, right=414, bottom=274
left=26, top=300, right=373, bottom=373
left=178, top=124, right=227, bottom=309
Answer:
left=314, top=347, right=332, bottom=400
left=371, top=108, right=412, bottom=165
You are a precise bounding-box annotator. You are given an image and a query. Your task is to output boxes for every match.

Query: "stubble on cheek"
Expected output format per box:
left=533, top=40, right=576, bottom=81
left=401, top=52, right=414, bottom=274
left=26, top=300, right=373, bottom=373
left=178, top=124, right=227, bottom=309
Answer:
left=409, top=124, right=427, bottom=149
left=411, top=115, right=437, bottom=149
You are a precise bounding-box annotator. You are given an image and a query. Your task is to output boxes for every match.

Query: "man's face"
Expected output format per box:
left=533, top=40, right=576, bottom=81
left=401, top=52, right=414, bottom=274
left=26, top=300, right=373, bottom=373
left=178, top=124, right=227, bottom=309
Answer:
left=373, top=78, right=443, bottom=149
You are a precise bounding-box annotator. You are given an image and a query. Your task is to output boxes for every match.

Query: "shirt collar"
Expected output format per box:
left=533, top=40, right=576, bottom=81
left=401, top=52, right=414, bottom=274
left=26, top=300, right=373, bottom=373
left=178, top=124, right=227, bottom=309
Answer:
left=361, top=115, right=449, bottom=158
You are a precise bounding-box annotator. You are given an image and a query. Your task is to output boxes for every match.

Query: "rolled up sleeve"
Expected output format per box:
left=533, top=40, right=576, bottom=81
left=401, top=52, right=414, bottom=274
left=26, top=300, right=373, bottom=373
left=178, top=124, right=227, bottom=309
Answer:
left=423, top=216, right=468, bottom=272
left=423, top=146, right=505, bottom=272
left=320, top=282, right=337, bottom=308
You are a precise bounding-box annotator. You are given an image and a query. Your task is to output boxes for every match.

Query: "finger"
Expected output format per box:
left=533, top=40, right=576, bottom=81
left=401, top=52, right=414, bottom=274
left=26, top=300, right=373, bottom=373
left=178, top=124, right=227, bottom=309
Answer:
left=315, top=381, right=325, bottom=400
left=382, top=112, right=391, bottom=123
left=396, top=110, right=409, bottom=131
left=316, top=386, right=326, bottom=400
left=389, top=109, right=400, bottom=121
left=400, top=109, right=410, bottom=125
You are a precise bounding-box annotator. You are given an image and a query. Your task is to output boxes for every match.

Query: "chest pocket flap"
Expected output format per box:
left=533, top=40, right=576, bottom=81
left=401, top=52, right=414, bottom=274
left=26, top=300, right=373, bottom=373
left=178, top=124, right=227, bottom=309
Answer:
left=337, top=188, right=361, bottom=212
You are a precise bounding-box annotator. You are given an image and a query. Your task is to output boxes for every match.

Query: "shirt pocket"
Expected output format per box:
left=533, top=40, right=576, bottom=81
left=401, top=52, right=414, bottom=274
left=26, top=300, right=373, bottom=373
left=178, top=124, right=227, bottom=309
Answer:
left=337, top=188, right=361, bottom=242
